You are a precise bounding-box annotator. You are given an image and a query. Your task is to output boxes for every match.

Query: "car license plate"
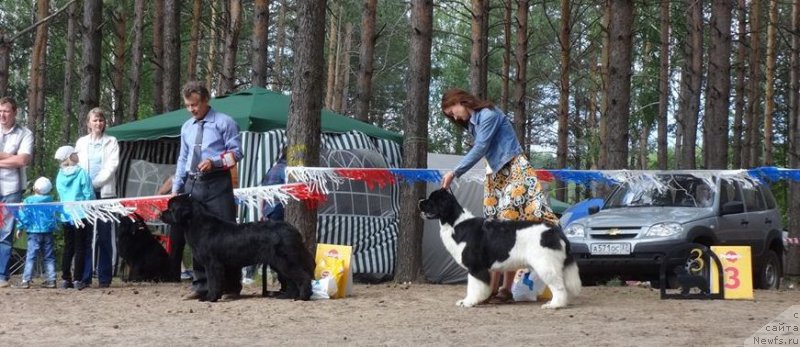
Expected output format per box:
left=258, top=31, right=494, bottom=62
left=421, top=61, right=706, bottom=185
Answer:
left=590, top=243, right=631, bottom=255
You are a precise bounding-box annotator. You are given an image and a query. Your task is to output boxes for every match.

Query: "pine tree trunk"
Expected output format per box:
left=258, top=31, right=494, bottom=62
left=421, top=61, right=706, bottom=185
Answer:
left=333, top=22, right=352, bottom=113
left=252, top=0, right=270, bottom=88
left=338, top=23, right=353, bottom=114
left=704, top=0, right=732, bottom=169
left=763, top=0, right=777, bottom=166
left=396, top=0, right=432, bottom=284
left=603, top=0, right=633, bottom=169
left=188, top=0, right=202, bottom=81
left=272, top=0, right=287, bottom=91
left=657, top=0, right=669, bottom=170
left=598, top=1, right=610, bottom=169
left=127, top=0, right=145, bottom=122
left=28, top=0, right=48, bottom=126
left=500, top=0, right=511, bottom=112
left=28, top=0, right=49, bottom=169
left=62, top=1, right=77, bottom=141
left=80, top=0, right=102, bottom=135
left=0, top=30, right=8, bottom=96
left=220, top=0, right=242, bottom=95
left=588, top=56, right=599, bottom=176
left=512, top=0, right=528, bottom=148
left=325, top=4, right=340, bottom=108
left=163, top=0, right=182, bottom=111
left=470, top=0, right=488, bottom=100
left=112, top=7, right=127, bottom=125
left=286, top=0, right=326, bottom=256
left=733, top=0, right=747, bottom=168
left=638, top=123, right=649, bottom=169
left=355, top=0, right=377, bottom=122
left=556, top=0, right=570, bottom=201
left=481, top=0, right=489, bottom=96
left=572, top=93, right=584, bottom=202
left=676, top=0, right=702, bottom=169
left=745, top=0, right=762, bottom=167
left=152, top=0, right=165, bottom=114
left=206, top=3, right=218, bottom=90
left=788, top=0, right=800, bottom=277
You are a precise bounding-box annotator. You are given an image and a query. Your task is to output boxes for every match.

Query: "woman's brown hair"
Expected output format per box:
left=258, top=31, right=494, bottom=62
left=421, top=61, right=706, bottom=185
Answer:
left=440, top=88, right=495, bottom=129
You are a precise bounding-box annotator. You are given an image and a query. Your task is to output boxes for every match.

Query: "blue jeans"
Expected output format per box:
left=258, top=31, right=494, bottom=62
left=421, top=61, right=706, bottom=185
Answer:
left=82, top=219, right=114, bottom=285
left=23, top=233, right=57, bottom=282
left=0, top=191, right=23, bottom=281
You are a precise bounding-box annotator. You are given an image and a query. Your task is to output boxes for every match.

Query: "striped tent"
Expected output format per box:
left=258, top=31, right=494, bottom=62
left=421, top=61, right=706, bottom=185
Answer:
left=109, top=92, right=404, bottom=276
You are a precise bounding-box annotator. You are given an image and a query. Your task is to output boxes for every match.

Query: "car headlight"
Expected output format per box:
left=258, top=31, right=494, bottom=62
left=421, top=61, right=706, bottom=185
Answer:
left=564, top=223, right=585, bottom=238
left=645, top=222, right=683, bottom=237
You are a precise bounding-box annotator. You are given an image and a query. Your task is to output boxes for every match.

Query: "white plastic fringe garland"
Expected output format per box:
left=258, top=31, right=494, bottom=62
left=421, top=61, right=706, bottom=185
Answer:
left=286, top=167, right=342, bottom=194
left=3, top=184, right=313, bottom=230
left=285, top=167, right=762, bottom=195
left=233, top=183, right=297, bottom=210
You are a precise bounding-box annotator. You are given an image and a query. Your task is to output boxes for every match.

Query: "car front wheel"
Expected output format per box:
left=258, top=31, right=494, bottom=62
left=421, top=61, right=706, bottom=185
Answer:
left=756, top=250, right=782, bottom=290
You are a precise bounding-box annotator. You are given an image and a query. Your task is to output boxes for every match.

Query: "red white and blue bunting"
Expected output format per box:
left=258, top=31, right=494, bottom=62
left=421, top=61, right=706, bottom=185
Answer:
left=7, top=166, right=800, bottom=232
left=3, top=183, right=327, bottom=231
left=286, top=166, right=800, bottom=192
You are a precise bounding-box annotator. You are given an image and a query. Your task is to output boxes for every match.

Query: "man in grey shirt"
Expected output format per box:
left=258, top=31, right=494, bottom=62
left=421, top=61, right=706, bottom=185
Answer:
left=0, top=97, right=33, bottom=288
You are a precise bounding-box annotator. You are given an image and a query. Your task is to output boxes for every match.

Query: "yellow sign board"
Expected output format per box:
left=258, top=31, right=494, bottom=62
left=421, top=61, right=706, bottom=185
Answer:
left=314, top=243, right=352, bottom=299
left=710, top=246, right=754, bottom=300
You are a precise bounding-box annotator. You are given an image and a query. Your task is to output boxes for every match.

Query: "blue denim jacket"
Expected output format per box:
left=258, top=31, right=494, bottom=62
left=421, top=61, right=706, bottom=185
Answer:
left=454, top=107, right=522, bottom=177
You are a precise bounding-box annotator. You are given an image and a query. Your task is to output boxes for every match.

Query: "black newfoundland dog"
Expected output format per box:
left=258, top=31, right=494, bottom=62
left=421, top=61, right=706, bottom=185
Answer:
left=160, top=194, right=315, bottom=302
left=117, top=213, right=176, bottom=282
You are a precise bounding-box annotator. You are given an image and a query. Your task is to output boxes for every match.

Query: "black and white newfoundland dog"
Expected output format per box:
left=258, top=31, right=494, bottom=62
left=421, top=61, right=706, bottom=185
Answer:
left=160, top=194, right=315, bottom=302
left=419, top=189, right=581, bottom=308
left=117, top=213, right=176, bottom=282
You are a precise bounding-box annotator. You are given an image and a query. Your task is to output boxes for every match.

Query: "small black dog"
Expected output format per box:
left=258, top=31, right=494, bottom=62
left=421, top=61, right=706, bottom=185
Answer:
left=117, top=213, right=176, bottom=282
left=160, top=195, right=315, bottom=302
left=674, top=265, right=710, bottom=295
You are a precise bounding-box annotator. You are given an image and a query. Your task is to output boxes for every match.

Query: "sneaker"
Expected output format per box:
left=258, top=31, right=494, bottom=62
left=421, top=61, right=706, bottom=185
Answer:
left=73, top=281, right=87, bottom=290
left=180, top=271, right=193, bottom=280
left=98, top=283, right=110, bottom=288
left=0, top=279, right=9, bottom=288
left=41, top=281, right=56, bottom=289
left=13, top=281, right=30, bottom=289
left=60, top=280, right=73, bottom=289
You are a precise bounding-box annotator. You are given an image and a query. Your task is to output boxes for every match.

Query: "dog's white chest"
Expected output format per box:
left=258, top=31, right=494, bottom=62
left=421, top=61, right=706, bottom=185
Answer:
left=439, top=224, right=467, bottom=267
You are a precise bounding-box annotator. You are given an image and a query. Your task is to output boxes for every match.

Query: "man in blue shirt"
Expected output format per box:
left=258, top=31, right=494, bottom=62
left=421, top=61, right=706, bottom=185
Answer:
left=172, top=81, right=243, bottom=300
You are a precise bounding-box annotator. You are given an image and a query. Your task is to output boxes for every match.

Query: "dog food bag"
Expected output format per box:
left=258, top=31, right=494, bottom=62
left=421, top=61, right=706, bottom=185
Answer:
left=314, top=244, right=352, bottom=298
left=310, top=277, right=338, bottom=300
left=314, top=255, right=345, bottom=297
left=511, top=269, right=548, bottom=302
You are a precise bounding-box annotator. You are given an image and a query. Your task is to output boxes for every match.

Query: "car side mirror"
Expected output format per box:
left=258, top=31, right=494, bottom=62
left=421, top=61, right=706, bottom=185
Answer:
left=588, top=206, right=600, bottom=215
left=721, top=201, right=744, bottom=215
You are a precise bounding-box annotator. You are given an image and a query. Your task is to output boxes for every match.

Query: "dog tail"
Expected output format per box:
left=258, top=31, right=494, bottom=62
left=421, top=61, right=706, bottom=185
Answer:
left=563, top=256, right=582, bottom=298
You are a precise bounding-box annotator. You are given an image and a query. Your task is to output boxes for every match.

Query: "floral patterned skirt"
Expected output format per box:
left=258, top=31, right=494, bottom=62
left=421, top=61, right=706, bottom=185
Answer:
left=483, top=155, right=559, bottom=225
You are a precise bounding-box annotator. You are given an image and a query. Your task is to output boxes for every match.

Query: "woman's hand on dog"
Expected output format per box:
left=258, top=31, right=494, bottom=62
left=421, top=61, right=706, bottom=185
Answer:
left=441, top=171, right=455, bottom=189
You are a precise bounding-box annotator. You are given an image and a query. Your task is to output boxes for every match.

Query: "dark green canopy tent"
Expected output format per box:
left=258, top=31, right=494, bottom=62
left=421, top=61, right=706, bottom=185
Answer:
left=106, top=86, right=402, bottom=143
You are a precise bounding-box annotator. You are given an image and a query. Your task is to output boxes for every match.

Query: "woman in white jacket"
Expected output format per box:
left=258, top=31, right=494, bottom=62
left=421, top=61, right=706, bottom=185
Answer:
left=74, top=107, right=119, bottom=288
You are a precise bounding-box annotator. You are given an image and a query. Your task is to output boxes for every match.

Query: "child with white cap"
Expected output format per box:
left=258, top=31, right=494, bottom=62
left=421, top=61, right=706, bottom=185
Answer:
left=14, top=177, right=58, bottom=288
left=54, top=145, right=95, bottom=290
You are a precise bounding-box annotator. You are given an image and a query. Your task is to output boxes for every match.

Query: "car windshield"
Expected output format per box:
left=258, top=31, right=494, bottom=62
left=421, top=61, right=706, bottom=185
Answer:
left=605, top=175, right=715, bottom=208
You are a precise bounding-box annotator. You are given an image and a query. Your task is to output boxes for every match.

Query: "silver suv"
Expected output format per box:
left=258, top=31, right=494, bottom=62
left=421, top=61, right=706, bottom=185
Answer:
left=564, top=174, right=784, bottom=289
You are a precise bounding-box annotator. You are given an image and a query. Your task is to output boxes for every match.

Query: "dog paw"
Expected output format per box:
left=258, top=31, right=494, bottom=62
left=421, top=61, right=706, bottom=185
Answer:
left=456, top=299, right=477, bottom=307
left=540, top=301, right=565, bottom=309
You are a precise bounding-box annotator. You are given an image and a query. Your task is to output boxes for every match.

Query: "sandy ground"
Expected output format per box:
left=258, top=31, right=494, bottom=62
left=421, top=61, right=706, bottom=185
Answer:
left=1, top=278, right=799, bottom=346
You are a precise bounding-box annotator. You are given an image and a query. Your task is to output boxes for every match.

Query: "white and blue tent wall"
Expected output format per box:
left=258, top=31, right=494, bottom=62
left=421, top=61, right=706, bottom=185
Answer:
left=116, top=129, right=402, bottom=278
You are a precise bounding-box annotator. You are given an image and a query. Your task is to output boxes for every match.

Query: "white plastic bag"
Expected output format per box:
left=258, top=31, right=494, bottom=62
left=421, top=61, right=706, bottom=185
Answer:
left=511, top=269, right=546, bottom=302
left=310, top=276, right=338, bottom=300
